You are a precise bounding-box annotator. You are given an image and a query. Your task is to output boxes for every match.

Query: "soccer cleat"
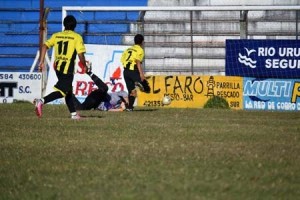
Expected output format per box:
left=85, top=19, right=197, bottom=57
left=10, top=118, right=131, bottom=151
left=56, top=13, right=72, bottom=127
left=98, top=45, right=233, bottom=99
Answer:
left=34, top=98, right=43, bottom=118
left=125, top=108, right=133, bottom=112
left=71, top=114, right=81, bottom=120
left=135, top=81, right=145, bottom=92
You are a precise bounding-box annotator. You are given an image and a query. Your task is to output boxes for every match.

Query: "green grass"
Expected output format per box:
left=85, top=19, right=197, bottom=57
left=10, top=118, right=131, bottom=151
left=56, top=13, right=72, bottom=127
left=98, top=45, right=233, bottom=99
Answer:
left=0, top=102, right=300, bottom=200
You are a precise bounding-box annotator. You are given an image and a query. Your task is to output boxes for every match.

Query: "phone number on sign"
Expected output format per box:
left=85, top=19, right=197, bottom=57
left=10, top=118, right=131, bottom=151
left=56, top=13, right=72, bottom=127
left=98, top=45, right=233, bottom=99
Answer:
left=18, top=74, right=42, bottom=80
left=0, top=74, right=13, bottom=80
left=143, top=100, right=164, bottom=107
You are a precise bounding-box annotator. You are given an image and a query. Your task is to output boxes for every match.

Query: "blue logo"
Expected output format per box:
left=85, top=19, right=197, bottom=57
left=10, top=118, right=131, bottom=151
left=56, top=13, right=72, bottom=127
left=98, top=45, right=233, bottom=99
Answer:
left=238, top=47, right=257, bottom=69
left=226, top=40, right=300, bottom=78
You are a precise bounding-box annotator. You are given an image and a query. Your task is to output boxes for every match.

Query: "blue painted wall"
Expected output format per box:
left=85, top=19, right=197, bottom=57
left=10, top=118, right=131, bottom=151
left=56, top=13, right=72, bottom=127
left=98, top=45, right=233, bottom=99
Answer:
left=1, top=0, right=148, bottom=8
left=0, top=0, right=148, bottom=72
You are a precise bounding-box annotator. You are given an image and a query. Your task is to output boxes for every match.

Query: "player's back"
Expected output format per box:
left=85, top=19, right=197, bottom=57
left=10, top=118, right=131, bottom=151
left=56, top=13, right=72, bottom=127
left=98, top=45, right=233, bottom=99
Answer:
left=46, top=30, right=85, bottom=74
left=121, top=45, right=144, bottom=70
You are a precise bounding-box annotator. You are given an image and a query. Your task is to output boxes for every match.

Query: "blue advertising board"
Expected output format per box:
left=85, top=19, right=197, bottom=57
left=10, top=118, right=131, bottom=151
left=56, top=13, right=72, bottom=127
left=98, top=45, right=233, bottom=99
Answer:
left=243, top=77, right=300, bottom=111
left=226, top=40, right=300, bottom=78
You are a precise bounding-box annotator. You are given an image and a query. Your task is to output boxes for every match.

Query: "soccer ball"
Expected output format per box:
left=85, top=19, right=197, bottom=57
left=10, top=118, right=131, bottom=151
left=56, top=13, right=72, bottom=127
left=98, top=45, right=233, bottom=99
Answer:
left=162, top=95, right=172, bottom=105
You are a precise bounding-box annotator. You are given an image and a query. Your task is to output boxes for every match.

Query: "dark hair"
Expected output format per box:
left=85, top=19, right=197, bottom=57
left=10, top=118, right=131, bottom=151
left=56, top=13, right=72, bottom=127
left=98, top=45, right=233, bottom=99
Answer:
left=134, top=34, right=144, bottom=45
left=63, top=15, right=77, bottom=30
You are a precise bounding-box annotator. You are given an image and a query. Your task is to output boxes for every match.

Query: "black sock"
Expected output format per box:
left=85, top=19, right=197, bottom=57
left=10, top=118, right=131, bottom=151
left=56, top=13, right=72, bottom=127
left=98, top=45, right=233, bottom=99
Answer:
left=128, top=96, right=135, bottom=109
left=65, top=93, right=76, bottom=113
left=43, top=91, right=63, bottom=104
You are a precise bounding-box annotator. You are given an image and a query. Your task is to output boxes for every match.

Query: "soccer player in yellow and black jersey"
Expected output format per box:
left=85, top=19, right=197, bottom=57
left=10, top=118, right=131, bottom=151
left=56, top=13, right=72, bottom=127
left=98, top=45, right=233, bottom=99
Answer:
left=121, top=34, right=145, bottom=111
left=34, top=15, right=88, bottom=119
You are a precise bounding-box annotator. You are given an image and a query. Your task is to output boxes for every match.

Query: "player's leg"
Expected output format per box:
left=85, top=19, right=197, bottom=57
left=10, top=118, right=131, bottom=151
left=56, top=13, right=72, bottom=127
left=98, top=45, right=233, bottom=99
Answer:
left=73, top=94, right=83, bottom=110
left=55, top=72, right=79, bottom=119
left=81, top=89, right=107, bottom=110
left=43, top=91, right=64, bottom=104
left=90, top=74, right=108, bottom=93
left=123, top=70, right=139, bottom=110
left=41, top=71, right=70, bottom=105
left=34, top=90, right=63, bottom=118
left=65, top=92, right=80, bottom=119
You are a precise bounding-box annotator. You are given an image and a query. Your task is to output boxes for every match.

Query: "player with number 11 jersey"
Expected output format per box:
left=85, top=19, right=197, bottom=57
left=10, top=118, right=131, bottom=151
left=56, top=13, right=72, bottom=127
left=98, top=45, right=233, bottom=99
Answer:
left=45, top=28, right=86, bottom=75
left=34, top=15, right=88, bottom=119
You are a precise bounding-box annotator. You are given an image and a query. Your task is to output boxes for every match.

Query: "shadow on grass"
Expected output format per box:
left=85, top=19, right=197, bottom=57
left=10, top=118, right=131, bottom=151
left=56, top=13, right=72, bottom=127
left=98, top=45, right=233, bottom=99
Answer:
left=130, top=108, right=158, bottom=112
left=77, top=108, right=158, bottom=118
left=79, top=115, right=103, bottom=118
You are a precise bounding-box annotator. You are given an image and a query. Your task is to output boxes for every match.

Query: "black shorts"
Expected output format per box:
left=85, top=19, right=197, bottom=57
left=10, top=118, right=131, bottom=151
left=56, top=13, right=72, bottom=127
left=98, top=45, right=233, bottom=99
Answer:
left=123, top=69, right=141, bottom=92
left=54, top=71, right=74, bottom=96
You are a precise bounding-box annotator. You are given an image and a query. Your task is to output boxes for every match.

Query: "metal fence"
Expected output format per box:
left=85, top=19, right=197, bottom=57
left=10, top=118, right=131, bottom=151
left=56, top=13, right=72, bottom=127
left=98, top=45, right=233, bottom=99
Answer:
left=63, top=6, right=300, bottom=75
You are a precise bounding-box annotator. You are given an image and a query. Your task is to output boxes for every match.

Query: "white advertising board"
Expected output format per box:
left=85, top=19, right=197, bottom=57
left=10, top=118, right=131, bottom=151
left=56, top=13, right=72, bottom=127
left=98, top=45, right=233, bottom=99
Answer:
left=45, top=44, right=129, bottom=104
left=0, top=72, right=42, bottom=103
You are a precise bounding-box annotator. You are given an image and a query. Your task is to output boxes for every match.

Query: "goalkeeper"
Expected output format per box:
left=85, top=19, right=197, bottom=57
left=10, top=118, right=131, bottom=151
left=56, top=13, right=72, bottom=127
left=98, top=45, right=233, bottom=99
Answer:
left=120, top=34, right=150, bottom=111
left=73, top=70, right=128, bottom=111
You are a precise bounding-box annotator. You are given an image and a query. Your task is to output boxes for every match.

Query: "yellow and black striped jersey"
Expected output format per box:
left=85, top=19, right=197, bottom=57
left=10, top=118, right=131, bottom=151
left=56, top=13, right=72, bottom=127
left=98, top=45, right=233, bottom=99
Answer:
left=45, top=30, right=86, bottom=74
left=121, top=44, right=144, bottom=70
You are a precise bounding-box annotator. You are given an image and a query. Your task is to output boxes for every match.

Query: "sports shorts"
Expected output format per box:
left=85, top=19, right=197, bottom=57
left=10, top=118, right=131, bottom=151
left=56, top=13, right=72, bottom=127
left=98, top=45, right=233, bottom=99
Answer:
left=54, top=71, right=74, bottom=96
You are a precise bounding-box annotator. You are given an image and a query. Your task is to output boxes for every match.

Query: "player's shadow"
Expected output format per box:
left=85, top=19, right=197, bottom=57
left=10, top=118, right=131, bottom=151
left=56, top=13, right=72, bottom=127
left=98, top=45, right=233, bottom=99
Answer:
left=79, top=115, right=103, bottom=118
left=78, top=109, right=158, bottom=117
left=131, top=108, right=158, bottom=112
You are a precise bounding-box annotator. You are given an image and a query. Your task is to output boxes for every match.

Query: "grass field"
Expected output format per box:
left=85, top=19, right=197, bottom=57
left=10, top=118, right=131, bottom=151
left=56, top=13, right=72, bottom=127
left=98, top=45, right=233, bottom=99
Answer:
left=0, top=102, right=299, bottom=200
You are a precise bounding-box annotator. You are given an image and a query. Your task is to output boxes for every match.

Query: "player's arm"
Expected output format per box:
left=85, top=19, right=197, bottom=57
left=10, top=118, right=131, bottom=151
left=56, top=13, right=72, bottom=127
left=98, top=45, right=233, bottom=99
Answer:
left=76, top=35, right=88, bottom=73
left=119, top=92, right=129, bottom=108
left=118, top=91, right=129, bottom=104
left=135, top=47, right=145, bottom=81
left=78, top=53, right=88, bottom=73
left=119, top=96, right=129, bottom=106
left=107, top=92, right=128, bottom=112
left=120, top=49, right=128, bottom=67
left=39, top=34, right=55, bottom=72
left=136, top=59, right=145, bottom=81
left=38, top=44, right=49, bottom=72
left=122, top=96, right=129, bottom=105
left=108, top=102, right=126, bottom=112
left=108, top=108, right=124, bottom=112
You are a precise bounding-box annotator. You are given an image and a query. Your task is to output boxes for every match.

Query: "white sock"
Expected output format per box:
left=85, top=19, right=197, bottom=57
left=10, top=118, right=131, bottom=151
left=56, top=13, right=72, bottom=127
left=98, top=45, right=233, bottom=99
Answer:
left=71, top=112, right=77, bottom=116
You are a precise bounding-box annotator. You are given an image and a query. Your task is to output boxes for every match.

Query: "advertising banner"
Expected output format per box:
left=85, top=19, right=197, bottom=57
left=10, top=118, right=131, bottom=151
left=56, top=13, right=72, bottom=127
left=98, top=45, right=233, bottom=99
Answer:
left=45, top=44, right=129, bottom=104
left=226, top=40, right=300, bottom=78
left=243, top=78, right=300, bottom=111
left=137, top=75, right=243, bottom=109
left=0, top=72, right=42, bottom=103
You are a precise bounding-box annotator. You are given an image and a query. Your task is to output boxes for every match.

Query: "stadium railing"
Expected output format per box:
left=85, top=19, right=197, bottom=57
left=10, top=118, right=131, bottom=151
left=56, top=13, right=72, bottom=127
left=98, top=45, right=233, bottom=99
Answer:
left=62, top=6, right=300, bottom=75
